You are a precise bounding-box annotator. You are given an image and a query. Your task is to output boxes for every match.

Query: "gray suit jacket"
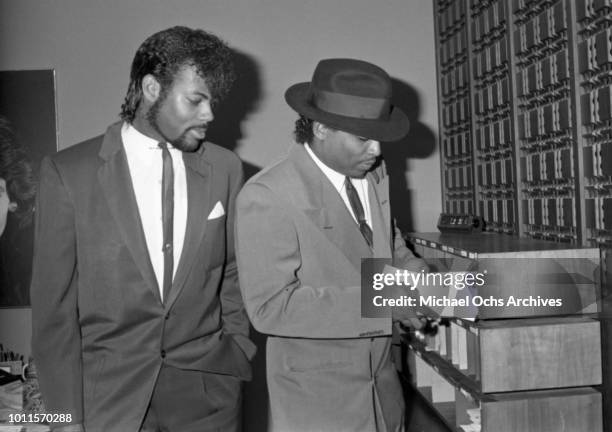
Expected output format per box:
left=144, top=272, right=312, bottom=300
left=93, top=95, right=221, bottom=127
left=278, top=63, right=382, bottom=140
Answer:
left=236, top=143, right=421, bottom=431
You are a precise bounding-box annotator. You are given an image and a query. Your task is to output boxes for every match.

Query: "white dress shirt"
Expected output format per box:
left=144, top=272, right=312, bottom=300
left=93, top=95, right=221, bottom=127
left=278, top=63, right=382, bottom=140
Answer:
left=122, top=123, right=187, bottom=300
left=304, top=143, right=372, bottom=227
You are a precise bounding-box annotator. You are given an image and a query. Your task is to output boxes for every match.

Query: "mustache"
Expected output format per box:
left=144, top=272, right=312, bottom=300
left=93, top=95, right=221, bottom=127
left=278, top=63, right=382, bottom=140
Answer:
left=189, top=124, right=208, bottom=131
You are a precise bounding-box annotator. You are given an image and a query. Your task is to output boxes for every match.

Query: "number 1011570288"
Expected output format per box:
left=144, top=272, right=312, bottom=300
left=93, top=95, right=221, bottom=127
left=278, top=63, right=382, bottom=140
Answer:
left=8, top=413, right=72, bottom=424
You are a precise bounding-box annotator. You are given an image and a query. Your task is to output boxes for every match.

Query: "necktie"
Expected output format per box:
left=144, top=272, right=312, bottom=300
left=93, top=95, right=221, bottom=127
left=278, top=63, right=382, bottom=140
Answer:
left=159, top=142, right=174, bottom=302
left=344, top=177, right=373, bottom=248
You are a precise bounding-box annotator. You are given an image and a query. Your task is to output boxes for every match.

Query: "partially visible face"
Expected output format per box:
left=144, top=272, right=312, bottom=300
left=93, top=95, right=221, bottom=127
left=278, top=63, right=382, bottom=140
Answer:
left=147, top=65, right=214, bottom=152
left=0, top=178, right=13, bottom=236
left=313, top=127, right=381, bottom=178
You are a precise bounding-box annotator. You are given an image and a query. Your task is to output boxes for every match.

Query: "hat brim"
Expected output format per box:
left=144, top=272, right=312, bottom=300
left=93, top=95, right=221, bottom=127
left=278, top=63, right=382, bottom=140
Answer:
left=285, top=82, right=410, bottom=142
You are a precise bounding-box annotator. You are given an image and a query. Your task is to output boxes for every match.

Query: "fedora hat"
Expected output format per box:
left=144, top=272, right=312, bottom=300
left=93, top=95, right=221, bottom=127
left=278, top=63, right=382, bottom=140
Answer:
left=285, top=58, right=409, bottom=141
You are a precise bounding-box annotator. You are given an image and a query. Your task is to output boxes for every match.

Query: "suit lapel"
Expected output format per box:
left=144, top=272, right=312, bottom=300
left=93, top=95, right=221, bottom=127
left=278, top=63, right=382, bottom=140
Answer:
left=164, top=147, right=211, bottom=310
left=289, top=145, right=372, bottom=271
left=97, top=123, right=161, bottom=304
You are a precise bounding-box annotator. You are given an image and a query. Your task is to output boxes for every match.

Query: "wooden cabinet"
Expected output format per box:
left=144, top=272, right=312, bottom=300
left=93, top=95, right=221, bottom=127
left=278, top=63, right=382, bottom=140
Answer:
left=401, top=232, right=603, bottom=431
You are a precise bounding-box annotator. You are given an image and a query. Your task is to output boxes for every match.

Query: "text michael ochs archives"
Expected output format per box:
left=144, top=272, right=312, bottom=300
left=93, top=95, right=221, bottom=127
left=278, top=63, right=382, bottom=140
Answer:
left=360, top=258, right=581, bottom=319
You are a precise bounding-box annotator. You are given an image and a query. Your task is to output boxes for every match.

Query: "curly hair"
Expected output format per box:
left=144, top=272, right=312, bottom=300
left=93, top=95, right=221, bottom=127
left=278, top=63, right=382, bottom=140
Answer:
left=293, top=115, right=314, bottom=144
left=120, top=26, right=236, bottom=123
left=0, top=117, right=36, bottom=227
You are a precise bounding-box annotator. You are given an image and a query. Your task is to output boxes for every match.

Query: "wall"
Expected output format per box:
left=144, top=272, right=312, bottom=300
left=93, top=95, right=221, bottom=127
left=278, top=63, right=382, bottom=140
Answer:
left=0, top=0, right=440, bottom=423
left=0, top=0, right=440, bottom=231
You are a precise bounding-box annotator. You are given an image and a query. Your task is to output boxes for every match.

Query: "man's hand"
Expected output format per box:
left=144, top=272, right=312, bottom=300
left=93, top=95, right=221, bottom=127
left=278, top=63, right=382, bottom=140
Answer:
left=402, top=257, right=429, bottom=273
left=387, top=259, right=442, bottom=329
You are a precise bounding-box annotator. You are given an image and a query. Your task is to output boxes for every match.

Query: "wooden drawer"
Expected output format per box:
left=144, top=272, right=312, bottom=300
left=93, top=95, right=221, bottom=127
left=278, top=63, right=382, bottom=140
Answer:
left=405, top=347, right=603, bottom=432
left=456, top=386, right=602, bottom=432
left=409, top=316, right=601, bottom=393
left=410, top=233, right=601, bottom=318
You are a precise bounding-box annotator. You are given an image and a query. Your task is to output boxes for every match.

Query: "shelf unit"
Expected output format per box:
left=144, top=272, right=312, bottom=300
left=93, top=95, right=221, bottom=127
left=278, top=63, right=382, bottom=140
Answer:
left=401, top=232, right=603, bottom=431
left=432, top=1, right=612, bottom=428
left=434, top=0, right=612, bottom=246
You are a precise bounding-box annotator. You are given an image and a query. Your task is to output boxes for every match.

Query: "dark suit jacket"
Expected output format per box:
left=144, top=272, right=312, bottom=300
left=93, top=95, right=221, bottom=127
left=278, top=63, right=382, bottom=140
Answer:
left=30, top=122, right=254, bottom=432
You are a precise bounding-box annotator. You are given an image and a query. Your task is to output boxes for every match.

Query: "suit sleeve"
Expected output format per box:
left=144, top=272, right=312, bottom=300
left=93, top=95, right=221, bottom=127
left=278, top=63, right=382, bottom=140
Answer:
left=391, top=219, right=429, bottom=272
left=219, top=159, right=256, bottom=360
left=236, top=182, right=391, bottom=339
left=388, top=219, right=434, bottom=326
left=30, top=157, right=83, bottom=428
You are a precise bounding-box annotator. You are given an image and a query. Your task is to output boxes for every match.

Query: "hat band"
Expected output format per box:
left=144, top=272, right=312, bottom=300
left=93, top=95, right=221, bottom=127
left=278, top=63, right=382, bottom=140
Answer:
left=313, top=89, right=390, bottom=120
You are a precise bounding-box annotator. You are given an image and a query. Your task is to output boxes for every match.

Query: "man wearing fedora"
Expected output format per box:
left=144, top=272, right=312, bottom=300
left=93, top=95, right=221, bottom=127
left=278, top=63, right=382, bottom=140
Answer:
left=235, top=58, right=428, bottom=431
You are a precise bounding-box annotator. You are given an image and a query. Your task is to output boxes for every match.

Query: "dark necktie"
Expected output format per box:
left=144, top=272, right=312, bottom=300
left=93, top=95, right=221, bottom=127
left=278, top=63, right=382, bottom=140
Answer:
left=344, top=177, right=373, bottom=248
left=159, top=142, right=174, bottom=302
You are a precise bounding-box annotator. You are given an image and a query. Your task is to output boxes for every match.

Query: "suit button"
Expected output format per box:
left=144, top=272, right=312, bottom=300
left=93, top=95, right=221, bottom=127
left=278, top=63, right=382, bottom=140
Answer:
left=164, top=313, right=170, bottom=320
left=161, top=350, right=166, bottom=359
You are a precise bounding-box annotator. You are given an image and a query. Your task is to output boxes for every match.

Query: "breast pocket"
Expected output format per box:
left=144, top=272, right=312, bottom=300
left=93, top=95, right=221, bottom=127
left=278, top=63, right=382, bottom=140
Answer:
left=201, top=215, right=227, bottom=268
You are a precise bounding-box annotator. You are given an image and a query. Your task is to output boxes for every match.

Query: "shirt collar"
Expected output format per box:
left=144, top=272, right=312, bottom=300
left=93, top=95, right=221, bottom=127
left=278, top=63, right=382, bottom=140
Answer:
left=122, top=122, right=181, bottom=153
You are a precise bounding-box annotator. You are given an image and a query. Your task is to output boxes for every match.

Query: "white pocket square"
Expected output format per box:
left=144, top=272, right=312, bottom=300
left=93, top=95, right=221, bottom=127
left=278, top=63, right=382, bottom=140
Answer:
left=207, top=201, right=225, bottom=220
